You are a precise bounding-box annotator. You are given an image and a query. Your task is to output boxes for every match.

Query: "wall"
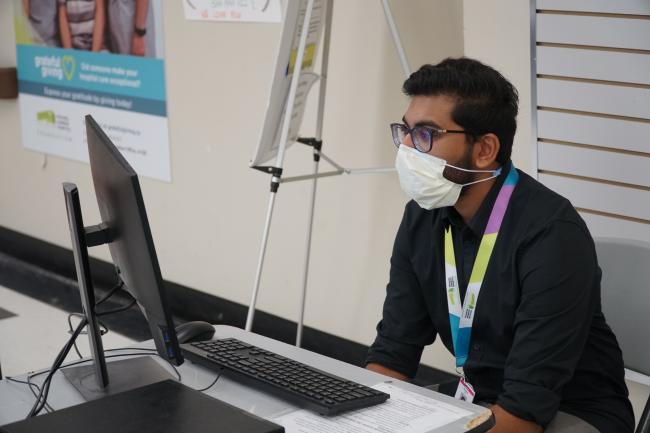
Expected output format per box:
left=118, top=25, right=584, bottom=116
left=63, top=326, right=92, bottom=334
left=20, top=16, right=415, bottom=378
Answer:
left=462, top=0, right=534, bottom=175
left=533, top=1, right=650, bottom=241
left=0, top=1, right=463, bottom=369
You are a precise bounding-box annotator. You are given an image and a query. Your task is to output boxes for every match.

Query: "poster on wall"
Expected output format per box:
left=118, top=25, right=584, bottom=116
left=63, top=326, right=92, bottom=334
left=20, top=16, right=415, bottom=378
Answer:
left=183, top=0, right=282, bottom=23
left=249, top=0, right=324, bottom=167
left=13, top=0, right=171, bottom=182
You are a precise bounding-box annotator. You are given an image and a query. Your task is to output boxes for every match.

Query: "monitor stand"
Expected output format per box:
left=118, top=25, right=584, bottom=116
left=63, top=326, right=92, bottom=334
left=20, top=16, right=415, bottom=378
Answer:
left=63, top=183, right=174, bottom=402
left=62, top=356, right=173, bottom=401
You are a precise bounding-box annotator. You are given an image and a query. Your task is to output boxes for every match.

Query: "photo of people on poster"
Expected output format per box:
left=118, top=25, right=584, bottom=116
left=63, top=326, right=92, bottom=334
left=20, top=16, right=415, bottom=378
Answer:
left=19, top=0, right=157, bottom=57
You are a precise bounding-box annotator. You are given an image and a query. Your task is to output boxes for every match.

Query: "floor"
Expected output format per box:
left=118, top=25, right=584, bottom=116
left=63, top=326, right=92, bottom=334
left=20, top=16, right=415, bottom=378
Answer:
left=0, top=285, right=134, bottom=377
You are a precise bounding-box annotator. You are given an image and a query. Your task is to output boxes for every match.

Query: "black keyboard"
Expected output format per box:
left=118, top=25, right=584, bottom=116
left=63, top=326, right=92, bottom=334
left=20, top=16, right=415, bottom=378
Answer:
left=181, top=338, right=389, bottom=415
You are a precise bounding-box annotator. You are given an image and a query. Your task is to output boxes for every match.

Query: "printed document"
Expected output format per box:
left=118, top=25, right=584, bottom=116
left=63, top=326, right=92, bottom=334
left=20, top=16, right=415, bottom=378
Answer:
left=273, top=382, right=474, bottom=433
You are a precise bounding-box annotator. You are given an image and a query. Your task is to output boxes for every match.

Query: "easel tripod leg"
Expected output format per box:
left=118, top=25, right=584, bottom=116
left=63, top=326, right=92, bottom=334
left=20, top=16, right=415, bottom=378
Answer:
left=245, top=189, right=278, bottom=332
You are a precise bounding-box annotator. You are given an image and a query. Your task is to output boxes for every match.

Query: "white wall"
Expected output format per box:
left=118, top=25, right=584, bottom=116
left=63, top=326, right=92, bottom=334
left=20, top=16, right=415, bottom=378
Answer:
left=0, top=1, right=463, bottom=368
left=463, top=0, right=534, bottom=175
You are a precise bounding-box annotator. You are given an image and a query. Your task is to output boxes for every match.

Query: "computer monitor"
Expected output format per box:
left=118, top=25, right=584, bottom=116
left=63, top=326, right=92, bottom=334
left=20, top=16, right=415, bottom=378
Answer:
left=61, top=115, right=183, bottom=400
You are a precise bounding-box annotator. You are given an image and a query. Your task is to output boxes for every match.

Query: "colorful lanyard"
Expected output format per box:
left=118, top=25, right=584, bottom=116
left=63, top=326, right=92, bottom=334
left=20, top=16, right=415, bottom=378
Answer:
left=444, top=164, right=519, bottom=368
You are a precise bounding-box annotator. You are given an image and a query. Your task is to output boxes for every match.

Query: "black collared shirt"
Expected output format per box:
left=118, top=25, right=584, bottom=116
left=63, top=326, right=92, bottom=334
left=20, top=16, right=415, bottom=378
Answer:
left=366, top=162, right=634, bottom=433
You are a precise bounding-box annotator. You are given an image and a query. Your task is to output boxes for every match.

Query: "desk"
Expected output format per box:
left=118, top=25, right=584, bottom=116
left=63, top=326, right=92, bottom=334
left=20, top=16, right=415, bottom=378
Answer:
left=0, top=325, right=492, bottom=432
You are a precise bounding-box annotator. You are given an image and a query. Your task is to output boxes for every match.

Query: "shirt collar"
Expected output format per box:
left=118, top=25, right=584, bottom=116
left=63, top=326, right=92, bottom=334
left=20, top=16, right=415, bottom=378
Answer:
left=442, top=161, right=512, bottom=237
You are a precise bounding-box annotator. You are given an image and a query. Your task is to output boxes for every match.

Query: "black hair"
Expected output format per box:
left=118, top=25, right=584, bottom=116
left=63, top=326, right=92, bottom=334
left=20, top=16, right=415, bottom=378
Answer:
left=402, top=57, right=518, bottom=164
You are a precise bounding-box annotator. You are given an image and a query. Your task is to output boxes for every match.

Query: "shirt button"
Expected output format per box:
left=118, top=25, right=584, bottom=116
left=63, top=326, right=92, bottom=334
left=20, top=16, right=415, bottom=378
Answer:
left=472, top=343, right=481, bottom=351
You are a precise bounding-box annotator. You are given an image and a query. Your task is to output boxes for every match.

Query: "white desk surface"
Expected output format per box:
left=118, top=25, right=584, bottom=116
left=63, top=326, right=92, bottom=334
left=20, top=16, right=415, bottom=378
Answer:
left=0, top=325, right=492, bottom=432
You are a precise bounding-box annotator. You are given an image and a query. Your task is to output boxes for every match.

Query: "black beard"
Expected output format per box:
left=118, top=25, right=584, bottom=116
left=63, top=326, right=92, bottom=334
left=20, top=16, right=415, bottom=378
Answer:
left=442, top=147, right=475, bottom=197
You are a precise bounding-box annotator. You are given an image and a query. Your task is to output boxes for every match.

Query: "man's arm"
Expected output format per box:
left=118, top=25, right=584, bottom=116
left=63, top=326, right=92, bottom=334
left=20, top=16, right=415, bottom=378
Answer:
left=489, top=405, right=542, bottom=433
left=495, top=220, right=598, bottom=429
left=365, top=363, right=409, bottom=381
left=365, top=202, right=436, bottom=379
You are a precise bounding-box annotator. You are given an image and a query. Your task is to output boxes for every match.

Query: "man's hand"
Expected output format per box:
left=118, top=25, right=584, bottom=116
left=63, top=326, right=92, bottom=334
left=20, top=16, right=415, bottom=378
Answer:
left=131, top=34, right=146, bottom=56
left=365, top=363, right=409, bottom=381
left=488, top=404, right=542, bottom=433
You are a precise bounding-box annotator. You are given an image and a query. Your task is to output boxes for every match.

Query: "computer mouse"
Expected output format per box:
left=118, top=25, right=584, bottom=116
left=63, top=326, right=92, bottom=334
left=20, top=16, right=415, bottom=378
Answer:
left=175, top=321, right=215, bottom=344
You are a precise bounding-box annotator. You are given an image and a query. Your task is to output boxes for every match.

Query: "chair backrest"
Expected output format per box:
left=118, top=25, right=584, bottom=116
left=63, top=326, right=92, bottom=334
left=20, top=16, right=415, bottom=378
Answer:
left=595, top=237, right=650, bottom=377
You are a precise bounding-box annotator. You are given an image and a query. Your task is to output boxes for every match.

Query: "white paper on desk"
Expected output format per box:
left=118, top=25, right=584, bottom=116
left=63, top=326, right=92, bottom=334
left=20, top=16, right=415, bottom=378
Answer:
left=273, top=382, right=473, bottom=433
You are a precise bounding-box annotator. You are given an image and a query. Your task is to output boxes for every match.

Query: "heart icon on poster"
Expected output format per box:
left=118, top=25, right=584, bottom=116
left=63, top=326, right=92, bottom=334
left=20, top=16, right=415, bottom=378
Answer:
left=62, top=55, right=76, bottom=81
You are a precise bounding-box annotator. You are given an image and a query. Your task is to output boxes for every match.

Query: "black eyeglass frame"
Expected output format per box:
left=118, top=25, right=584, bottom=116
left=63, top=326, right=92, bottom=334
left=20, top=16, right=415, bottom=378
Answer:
left=390, top=122, right=475, bottom=153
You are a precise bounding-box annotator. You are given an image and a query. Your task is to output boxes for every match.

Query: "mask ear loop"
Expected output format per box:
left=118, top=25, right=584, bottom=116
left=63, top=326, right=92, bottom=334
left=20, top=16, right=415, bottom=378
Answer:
left=446, top=164, right=502, bottom=175
left=445, top=165, right=503, bottom=187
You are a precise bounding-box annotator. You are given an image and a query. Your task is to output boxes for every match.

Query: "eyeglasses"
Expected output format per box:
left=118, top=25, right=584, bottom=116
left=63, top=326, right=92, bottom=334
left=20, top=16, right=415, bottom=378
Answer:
left=390, top=123, right=472, bottom=153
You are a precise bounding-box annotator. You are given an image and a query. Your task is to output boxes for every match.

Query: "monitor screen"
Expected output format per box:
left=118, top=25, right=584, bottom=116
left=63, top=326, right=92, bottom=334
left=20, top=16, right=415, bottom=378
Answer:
left=85, top=115, right=182, bottom=366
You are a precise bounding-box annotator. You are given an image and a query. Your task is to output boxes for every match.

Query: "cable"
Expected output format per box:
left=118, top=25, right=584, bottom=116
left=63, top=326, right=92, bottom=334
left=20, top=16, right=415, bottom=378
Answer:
left=27, top=318, right=87, bottom=418
left=17, top=349, right=221, bottom=417
left=37, top=318, right=87, bottom=416
left=96, top=280, right=124, bottom=306
left=67, top=296, right=135, bottom=359
left=21, top=275, right=219, bottom=417
left=67, top=313, right=108, bottom=360
left=97, top=297, right=136, bottom=317
left=5, top=377, right=53, bottom=413
left=21, top=351, right=181, bottom=416
left=67, top=314, right=84, bottom=359
left=194, top=368, right=223, bottom=392
left=67, top=279, right=123, bottom=359
left=37, top=319, right=87, bottom=416
left=27, top=374, right=53, bottom=413
left=27, top=349, right=182, bottom=385
left=27, top=279, right=127, bottom=418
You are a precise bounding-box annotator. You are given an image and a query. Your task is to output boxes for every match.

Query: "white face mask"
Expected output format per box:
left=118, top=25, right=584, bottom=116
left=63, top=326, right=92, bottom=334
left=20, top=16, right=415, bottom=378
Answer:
left=395, top=145, right=502, bottom=210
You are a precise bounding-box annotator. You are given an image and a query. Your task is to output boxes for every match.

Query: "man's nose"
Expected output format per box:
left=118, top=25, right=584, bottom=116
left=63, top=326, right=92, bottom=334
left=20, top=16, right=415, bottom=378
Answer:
left=402, top=132, right=416, bottom=149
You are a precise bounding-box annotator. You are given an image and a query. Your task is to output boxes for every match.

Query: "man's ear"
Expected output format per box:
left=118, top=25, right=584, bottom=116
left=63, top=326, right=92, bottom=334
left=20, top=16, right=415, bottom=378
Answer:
left=472, top=133, right=501, bottom=169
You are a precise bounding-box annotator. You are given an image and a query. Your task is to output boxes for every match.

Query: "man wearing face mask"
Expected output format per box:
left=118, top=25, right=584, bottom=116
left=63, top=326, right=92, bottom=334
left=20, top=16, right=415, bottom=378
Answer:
left=365, top=58, right=634, bottom=433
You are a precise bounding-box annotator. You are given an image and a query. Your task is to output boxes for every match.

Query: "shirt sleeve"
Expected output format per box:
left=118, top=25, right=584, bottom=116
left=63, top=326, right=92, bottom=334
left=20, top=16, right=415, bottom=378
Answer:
left=496, top=220, right=599, bottom=427
left=366, top=203, right=436, bottom=378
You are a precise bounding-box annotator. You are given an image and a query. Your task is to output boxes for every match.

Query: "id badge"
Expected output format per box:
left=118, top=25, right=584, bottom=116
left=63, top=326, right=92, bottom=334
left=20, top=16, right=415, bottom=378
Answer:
left=454, top=377, right=476, bottom=403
